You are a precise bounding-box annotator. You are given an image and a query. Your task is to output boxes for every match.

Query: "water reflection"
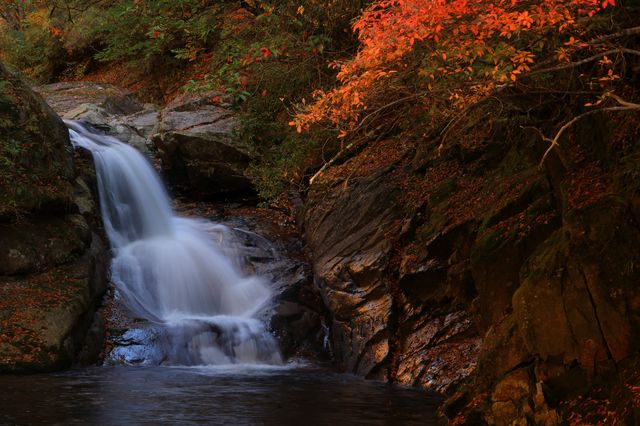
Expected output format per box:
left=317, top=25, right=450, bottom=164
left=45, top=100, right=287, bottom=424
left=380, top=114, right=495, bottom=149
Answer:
left=0, top=365, right=442, bottom=425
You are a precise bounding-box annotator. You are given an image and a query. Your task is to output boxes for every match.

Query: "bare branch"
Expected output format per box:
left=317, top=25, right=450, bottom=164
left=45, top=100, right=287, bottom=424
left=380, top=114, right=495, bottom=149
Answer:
left=539, top=94, right=640, bottom=167
left=528, top=48, right=640, bottom=78
left=590, top=26, right=640, bottom=44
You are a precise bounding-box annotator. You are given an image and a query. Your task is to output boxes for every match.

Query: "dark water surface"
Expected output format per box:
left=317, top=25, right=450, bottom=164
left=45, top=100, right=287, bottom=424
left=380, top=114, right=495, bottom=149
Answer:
left=0, top=365, right=442, bottom=425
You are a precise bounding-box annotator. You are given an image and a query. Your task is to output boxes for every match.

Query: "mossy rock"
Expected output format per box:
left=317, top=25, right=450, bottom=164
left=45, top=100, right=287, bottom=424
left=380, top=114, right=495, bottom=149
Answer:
left=0, top=214, right=90, bottom=275
left=0, top=63, right=74, bottom=219
left=0, top=236, right=107, bottom=373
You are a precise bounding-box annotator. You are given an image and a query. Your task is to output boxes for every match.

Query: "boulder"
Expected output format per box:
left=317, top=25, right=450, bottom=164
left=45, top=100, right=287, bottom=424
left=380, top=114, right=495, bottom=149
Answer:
left=34, top=82, right=143, bottom=116
left=0, top=65, right=74, bottom=218
left=0, top=64, right=108, bottom=372
left=36, top=82, right=159, bottom=155
left=152, top=92, right=254, bottom=197
left=63, top=103, right=158, bottom=154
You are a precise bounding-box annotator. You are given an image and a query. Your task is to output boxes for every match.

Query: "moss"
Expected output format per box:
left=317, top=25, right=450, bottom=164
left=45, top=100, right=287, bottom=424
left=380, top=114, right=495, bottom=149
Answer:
left=517, top=230, right=569, bottom=283
left=0, top=63, right=74, bottom=219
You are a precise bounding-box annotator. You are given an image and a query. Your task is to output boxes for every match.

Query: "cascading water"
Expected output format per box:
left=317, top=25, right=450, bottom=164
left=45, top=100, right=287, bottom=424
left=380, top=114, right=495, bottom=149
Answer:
left=67, top=121, right=282, bottom=365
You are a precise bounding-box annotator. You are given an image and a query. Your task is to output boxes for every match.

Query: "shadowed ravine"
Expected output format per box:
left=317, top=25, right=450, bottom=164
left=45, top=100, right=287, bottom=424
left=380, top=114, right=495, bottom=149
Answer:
left=0, top=121, right=442, bottom=424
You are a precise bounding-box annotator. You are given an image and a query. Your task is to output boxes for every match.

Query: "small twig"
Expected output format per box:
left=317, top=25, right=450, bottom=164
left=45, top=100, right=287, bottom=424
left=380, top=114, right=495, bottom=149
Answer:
left=350, top=92, right=424, bottom=134
left=527, top=48, right=640, bottom=78
left=309, top=93, right=424, bottom=185
left=539, top=94, right=640, bottom=167
left=309, top=140, right=355, bottom=185
left=590, top=26, right=640, bottom=44
left=437, top=94, right=505, bottom=154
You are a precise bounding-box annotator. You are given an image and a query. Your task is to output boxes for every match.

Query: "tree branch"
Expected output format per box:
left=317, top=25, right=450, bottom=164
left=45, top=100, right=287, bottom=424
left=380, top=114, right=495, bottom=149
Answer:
left=528, top=48, right=640, bottom=78
left=590, top=25, right=640, bottom=44
left=539, top=95, right=640, bottom=167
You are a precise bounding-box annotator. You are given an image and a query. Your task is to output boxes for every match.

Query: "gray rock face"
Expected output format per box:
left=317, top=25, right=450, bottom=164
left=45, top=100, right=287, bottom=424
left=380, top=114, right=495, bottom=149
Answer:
left=152, top=92, right=254, bottom=197
left=39, top=83, right=255, bottom=198
left=64, top=103, right=159, bottom=154
left=34, top=82, right=143, bottom=116
left=36, top=82, right=159, bottom=154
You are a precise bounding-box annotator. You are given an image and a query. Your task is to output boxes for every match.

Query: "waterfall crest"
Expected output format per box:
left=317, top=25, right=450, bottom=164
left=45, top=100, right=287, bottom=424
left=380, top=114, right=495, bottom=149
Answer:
left=67, top=121, right=281, bottom=365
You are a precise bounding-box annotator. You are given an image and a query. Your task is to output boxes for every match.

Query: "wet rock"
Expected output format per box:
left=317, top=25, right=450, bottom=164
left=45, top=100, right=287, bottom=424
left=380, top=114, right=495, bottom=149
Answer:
left=108, top=327, right=166, bottom=365
left=152, top=92, right=253, bottom=197
left=63, top=103, right=159, bottom=154
left=36, top=82, right=159, bottom=154
left=214, top=212, right=328, bottom=360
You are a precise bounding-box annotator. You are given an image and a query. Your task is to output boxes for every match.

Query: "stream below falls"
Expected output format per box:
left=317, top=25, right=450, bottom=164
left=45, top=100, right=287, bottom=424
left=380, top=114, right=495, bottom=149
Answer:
left=0, top=365, right=442, bottom=425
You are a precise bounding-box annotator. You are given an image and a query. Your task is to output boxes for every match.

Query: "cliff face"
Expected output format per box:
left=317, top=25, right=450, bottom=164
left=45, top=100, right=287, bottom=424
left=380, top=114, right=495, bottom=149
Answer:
left=0, top=64, right=108, bottom=372
left=301, top=97, right=640, bottom=423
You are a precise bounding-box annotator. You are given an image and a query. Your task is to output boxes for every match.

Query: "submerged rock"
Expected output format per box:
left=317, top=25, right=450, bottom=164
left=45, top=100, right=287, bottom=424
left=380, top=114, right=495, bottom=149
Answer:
left=0, top=65, right=108, bottom=372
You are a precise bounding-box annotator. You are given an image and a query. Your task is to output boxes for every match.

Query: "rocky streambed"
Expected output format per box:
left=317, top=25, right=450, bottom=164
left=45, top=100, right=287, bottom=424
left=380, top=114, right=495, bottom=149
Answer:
left=0, top=75, right=447, bottom=425
left=31, top=80, right=330, bottom=368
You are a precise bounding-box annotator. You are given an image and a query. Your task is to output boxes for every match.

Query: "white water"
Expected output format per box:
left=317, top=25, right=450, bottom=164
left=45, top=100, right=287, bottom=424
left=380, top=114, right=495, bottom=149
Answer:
left=67, top=121, right=281, bottom=365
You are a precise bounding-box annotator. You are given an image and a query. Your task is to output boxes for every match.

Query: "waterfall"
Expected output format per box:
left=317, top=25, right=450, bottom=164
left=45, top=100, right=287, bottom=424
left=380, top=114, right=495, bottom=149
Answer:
left=67, top=121, right=282, bottom=365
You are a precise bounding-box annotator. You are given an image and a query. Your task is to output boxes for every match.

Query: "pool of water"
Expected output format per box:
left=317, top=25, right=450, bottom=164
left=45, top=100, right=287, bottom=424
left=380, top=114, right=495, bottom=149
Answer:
left=0, top=364, right=442, bottom=425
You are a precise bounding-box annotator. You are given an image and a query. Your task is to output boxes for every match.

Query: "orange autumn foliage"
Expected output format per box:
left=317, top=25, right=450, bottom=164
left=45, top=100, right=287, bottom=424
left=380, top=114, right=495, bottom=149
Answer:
left=292, top=0, right=616, bottom=134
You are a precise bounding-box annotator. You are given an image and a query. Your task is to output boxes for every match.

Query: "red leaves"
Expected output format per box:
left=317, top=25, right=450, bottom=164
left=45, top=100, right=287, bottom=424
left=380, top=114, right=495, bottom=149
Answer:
left=48, top=26, right=63, bottom=38
left=294, top=0, right=617, bottom=135
left=260, top=47, right=272, bottom=58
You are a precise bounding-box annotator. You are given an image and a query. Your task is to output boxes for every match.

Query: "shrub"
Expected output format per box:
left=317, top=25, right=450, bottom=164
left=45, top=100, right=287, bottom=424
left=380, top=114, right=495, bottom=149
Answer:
left=95, top=0, right=221, bottom=73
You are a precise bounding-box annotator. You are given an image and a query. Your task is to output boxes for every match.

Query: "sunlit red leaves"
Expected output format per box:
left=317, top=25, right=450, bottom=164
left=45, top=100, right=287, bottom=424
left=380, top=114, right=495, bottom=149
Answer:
left=294, top=0, right=616, bottom=134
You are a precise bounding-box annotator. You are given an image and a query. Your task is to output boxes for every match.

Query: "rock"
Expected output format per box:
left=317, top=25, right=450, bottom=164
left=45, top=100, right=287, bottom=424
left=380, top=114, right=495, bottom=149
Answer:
left=0, top=64, right=108, bottom=372
left=63, top=103, right=157, bottom=154
left=0, top=64, right=75, bottom=219
left=34, top=82, right=143, bottom=116
left=303, top=161, right=480, bottom=384
left=152, top=91, right=254, bottom=197
left=0, top=235, right=107, bottom=372
left=36, top=82, right=159, bottom=154
left=487, top=369, right=534, bottom=425
left=214, top=212, right=329, bottom=360
left=300, top=99, right=640, bottom=423
left=0, top=214, right=90, bottom=276
left=108, top=327, right=166, bottom=366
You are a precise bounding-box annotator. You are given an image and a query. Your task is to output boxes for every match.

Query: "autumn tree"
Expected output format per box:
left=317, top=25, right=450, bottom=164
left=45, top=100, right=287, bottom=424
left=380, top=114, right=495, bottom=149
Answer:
left=292, top=0, right=629, bottom=141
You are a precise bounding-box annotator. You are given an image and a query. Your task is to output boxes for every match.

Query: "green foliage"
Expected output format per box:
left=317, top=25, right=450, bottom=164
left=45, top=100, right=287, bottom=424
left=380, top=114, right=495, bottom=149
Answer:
left=95, top=0, right=220, bottom=72
left=0, top=1, right=110, bottom=82
left=0, top=0, right=364, bottom=204
left=0, top=9, right=67, bottom=81
left=180, top=1, right=360, bottom=203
